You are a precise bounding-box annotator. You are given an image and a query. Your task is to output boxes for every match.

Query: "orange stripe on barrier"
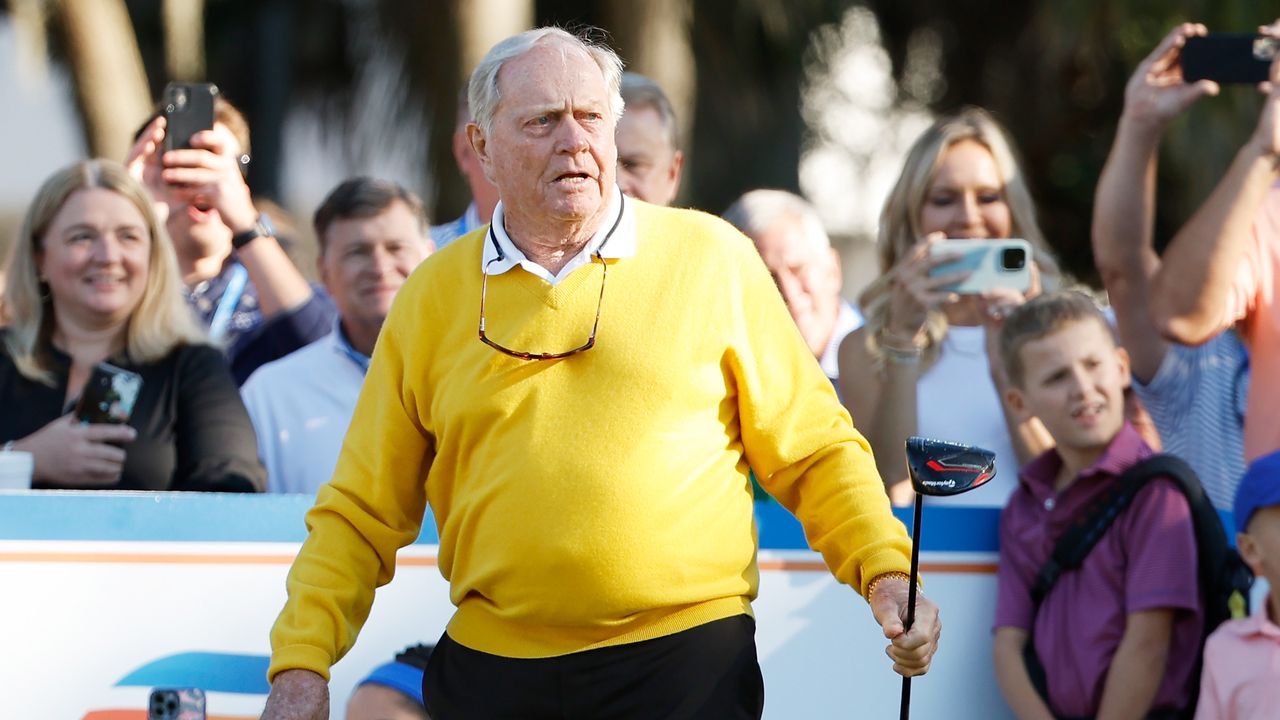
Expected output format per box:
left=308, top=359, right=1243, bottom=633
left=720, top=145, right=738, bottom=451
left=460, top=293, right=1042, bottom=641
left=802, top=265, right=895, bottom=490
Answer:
left=920, top=561, right=997, bottom=574
left=4, top=552, right=994, bottom=574
left=82, top=707, right=254, bottom=712
left=758, top=559, right=997, bottom=574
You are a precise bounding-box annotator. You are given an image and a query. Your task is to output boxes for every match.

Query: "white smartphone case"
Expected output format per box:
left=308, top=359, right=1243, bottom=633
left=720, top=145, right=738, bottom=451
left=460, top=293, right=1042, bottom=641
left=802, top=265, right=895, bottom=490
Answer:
left=927, top=239, right=1033, bottom=294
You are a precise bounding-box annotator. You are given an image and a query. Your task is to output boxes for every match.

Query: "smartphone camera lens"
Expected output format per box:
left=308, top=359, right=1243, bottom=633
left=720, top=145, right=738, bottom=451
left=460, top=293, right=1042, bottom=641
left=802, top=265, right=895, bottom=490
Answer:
left=1254, top=37, right=1278, bottom=61
left=1000, top=247, right=1027, bottom=270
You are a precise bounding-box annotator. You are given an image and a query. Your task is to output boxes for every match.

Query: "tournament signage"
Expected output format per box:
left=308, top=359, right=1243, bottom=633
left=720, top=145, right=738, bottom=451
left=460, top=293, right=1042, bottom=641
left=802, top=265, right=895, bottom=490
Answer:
left=0, top=492, right=1012, bottom=719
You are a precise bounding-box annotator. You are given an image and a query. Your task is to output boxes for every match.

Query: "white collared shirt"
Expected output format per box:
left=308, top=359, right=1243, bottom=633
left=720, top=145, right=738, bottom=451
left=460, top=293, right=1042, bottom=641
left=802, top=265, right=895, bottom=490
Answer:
left=240, top=331, right=366, bottom=495
left=482, top=189, right=636, bottom=285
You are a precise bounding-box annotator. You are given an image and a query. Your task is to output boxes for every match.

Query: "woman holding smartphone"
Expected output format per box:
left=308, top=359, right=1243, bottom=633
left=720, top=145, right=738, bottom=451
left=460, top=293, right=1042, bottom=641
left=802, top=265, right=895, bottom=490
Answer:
left=838, top=107, right=1059, bottom=506
left=0, top=160, right=264, bottom=491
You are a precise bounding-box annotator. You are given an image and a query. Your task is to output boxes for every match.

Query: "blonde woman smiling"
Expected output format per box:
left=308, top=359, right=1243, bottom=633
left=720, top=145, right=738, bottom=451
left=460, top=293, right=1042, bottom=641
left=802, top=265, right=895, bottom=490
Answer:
left=839, top=108, right=1059, bottom=505
left=0, top=160, right=264, bottom=491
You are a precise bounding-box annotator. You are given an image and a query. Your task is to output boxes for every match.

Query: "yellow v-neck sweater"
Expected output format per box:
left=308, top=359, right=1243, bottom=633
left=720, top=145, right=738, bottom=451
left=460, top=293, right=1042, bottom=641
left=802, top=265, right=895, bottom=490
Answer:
left=269, top=201, right=911, bottom=679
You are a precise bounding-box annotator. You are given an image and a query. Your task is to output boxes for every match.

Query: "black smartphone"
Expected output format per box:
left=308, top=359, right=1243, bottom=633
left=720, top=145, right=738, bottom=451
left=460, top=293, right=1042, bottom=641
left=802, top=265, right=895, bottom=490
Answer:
left=162, top=82, right=219, bottom=153
left=1182, top=34, right=1278, bottom=85
left=148, top=687, right=207, bottom=720
left=74, top=362, right=143, bottom=425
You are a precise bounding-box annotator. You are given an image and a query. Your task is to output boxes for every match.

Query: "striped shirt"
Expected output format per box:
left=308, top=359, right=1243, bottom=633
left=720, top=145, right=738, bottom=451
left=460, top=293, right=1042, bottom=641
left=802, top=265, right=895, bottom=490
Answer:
left=1131, top=331, right=1249, bottom=510
left=429, top=202, right=482, bottom=250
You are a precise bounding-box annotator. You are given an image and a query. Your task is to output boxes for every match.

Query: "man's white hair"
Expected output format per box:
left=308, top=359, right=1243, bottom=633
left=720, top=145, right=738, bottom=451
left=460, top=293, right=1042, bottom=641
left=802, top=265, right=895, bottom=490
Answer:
left=468, top=27, right=625, bottom=138
left=723, top=189, right=832, bottom=252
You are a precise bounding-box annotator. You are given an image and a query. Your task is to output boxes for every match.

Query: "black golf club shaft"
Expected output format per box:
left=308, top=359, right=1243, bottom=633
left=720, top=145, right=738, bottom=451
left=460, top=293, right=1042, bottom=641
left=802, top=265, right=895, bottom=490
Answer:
left=900, top=494, right=923, bottom=720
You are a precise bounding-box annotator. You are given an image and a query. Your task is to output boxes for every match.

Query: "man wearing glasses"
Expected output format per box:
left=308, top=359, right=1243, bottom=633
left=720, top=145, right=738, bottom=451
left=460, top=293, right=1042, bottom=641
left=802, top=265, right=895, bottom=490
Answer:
left=263, top=27, right=939, bottom=720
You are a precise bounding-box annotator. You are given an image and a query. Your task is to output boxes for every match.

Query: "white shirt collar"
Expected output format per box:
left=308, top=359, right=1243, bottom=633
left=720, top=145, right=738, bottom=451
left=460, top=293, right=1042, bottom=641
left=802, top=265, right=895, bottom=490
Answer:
left=481, top=188, right=635, bottom=285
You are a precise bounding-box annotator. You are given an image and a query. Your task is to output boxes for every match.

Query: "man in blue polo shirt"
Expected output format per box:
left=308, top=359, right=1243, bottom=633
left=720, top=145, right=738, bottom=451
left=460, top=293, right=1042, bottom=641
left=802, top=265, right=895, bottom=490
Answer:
left=241, top=177, right=433, bottom=493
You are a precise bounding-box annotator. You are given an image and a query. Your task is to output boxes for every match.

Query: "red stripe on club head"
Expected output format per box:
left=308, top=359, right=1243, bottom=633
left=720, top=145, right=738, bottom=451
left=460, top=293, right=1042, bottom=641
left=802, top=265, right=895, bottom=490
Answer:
left=926, top=459, right=985, bottom=474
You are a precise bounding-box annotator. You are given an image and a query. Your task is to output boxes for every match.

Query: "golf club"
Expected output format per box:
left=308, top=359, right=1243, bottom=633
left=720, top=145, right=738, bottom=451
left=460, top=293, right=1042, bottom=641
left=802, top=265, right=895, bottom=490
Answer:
left=898, top=436, right=996, bottom=720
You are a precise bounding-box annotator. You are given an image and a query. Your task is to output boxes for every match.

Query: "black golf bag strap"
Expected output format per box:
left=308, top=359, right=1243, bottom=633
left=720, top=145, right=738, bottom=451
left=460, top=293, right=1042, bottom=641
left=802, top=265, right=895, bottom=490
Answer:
left=1022, top=455, right=1187, bottom=713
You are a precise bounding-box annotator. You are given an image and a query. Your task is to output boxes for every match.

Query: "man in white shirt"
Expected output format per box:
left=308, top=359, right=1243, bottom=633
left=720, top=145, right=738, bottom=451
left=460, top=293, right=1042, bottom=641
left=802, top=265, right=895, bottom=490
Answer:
left=724, top=189, right=862, bottom=384
left=241, top=178, right=434, bottom=493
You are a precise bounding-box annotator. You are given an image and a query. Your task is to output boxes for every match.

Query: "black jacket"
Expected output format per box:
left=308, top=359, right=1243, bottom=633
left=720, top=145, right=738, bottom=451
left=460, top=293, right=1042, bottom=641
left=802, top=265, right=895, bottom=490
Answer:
left=0, top=337, right=266, bottom=492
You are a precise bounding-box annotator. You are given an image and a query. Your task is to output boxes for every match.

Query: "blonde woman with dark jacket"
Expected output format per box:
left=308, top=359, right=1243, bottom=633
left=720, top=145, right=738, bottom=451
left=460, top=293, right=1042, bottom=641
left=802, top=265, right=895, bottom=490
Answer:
left=0, top=160, right=264, bottom=491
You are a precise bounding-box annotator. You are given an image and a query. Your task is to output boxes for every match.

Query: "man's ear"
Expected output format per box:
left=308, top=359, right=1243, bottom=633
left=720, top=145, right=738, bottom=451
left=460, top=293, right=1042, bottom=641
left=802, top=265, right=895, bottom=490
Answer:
left=1237, top=532, right=1264, bottom=578
left=1005, top=386, right=1031, bottom=422
left=669, top=149, right=685, bottom=194
left=1115, top=344, right=1132, bottom=390
left=827, top=247, right=843, bottom=289
left=315, top=248, right=332, bottom=294
left=467, top=123, right=496, bottom=183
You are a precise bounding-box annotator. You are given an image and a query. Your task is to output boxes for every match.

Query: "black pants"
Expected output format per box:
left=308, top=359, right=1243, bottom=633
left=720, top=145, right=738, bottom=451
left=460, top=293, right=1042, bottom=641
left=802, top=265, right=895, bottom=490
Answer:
left=423, top=614, right=765, bottom=720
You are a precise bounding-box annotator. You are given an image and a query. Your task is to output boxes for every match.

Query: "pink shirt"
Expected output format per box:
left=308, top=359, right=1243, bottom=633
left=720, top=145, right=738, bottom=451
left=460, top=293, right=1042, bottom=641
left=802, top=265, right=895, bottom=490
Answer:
left=1223, top=183, right=1280, bottom=461
left=1194, top=601, right=1280, bottom=720
left=994, top=424, right=1203, bottom=717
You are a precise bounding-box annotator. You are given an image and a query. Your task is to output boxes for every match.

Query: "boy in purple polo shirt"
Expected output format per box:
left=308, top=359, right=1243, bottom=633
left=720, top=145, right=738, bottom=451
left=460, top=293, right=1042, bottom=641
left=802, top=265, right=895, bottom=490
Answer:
left=1195, top=450, right=1280, bottom=719
left=991, top=291, right=1202, bottom=719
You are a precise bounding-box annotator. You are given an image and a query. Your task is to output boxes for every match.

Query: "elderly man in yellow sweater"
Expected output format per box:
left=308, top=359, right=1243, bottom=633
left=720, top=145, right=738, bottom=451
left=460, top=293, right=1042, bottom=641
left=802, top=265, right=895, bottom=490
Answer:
left=262, top=27, right=940, bottom=719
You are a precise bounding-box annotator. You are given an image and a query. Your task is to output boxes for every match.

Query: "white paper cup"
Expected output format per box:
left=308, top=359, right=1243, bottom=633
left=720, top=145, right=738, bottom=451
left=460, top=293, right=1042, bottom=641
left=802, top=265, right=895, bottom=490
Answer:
left=0, top=451, right=34, bottom=490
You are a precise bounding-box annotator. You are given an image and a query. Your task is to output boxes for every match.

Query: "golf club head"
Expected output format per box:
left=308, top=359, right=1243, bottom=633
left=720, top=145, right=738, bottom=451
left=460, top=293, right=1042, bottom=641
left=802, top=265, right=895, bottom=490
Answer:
left=905, top=436, right=997, bottom=497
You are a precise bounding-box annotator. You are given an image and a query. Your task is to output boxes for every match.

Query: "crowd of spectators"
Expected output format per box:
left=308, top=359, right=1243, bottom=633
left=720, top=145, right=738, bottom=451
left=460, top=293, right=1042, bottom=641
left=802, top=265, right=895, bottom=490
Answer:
left=2, top=17, right=1279, bottom=720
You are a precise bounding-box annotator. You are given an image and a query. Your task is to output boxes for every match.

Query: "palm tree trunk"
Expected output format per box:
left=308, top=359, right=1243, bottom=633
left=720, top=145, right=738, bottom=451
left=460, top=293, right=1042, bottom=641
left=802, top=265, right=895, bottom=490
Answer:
left=456, top=0, right=535, bottom=85
left=601, top=0, right=695, bottom=151
left=163, top=0, right=206, bottom=81
left=56, top=0, right=152, bottom=161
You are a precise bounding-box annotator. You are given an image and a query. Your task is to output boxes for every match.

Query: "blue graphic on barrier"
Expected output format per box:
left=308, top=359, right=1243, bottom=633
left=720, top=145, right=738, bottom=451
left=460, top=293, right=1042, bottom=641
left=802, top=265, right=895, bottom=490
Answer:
left=116, top=652, right=271, bottom=695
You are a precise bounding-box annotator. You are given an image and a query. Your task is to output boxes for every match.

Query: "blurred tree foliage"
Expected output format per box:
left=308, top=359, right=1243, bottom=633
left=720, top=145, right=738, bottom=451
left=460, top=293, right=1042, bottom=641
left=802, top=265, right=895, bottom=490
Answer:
left=6, top=0, right=1272, bottom=284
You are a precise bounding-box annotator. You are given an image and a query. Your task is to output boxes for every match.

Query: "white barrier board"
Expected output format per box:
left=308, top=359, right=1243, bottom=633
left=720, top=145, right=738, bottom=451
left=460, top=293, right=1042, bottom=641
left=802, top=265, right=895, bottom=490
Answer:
left=0, top=492, right=1015, bottom=719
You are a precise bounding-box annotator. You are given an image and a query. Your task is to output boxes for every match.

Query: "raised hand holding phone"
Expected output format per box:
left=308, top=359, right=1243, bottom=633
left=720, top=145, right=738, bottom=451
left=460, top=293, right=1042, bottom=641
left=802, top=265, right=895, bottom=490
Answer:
left=883, top=234, right=969, bottom=342
left=161, top=124, right=258, bottom=233
left=1122, top=23, right=1219, bottom=130
left=154, top=81, right=258, bottom=234
left=125, top=116, right=170, bottom=200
